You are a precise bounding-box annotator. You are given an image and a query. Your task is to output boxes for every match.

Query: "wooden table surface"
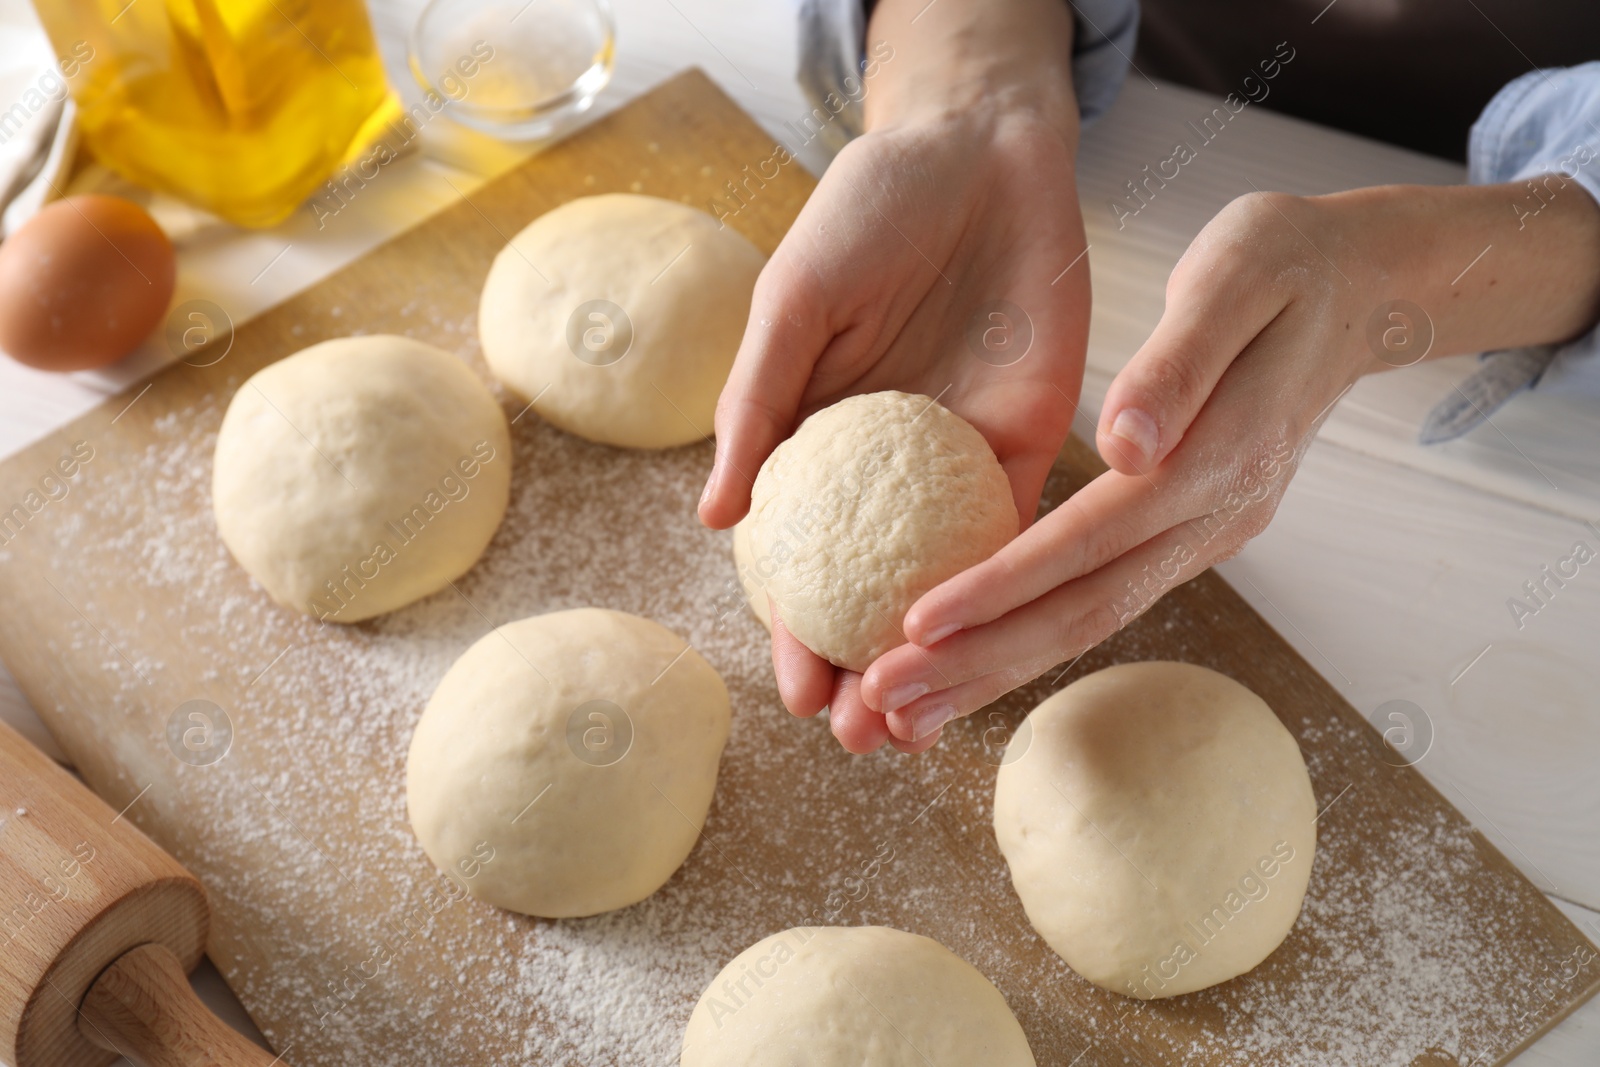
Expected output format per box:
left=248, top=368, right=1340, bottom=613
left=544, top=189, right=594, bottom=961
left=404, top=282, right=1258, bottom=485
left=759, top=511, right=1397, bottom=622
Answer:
left=0, top=0, right=1596, bottom=1061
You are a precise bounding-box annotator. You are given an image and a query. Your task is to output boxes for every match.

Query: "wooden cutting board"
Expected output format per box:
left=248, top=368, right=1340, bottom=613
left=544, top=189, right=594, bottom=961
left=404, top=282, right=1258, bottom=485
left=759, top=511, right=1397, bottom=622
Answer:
left=0, top=70, right=1594, bottom=1067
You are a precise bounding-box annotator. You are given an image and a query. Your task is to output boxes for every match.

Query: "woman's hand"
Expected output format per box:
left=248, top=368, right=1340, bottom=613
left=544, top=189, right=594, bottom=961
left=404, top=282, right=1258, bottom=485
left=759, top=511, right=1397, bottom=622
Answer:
left=862, top=180, right=1600, bottom=744
left=699, top=0, right=1091, bottom=752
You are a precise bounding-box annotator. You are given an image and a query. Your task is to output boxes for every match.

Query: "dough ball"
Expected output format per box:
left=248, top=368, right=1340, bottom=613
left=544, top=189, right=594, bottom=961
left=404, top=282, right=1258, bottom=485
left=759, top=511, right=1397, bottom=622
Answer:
left=212, top=335, right=510, bottom=623
left=406, top=608, right=730, bottom=918
left=682, top=926, right=1035, bottom=1066
left=993, top=662, right=1316, bottom=999
left=478, top=194, right=765, bottom=449
left=729, top=518, right=771, bottom=631
left=746, top=391, right=1017, bottom=671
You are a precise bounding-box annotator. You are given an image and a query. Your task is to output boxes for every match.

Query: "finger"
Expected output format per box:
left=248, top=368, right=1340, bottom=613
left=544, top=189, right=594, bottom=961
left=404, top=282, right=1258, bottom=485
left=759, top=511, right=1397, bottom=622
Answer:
left=772, top=617, right=834, bottom=718
left=884, top=668, right=1047, bottom=743
left=826, top=671, right=892, bottom=754
left=700, top=263, right=834, bottom=529
left=900, top=463, right=1193, bottom=648
left=867, top=618, right=1055, bottom=715
left=884, top=517, right=1225, bottom=718
left=1096, top=279, right=1282, bottom=475
left=887, top=725, right=943, bottom=754
left=880, top=589, right=1107, bottom=724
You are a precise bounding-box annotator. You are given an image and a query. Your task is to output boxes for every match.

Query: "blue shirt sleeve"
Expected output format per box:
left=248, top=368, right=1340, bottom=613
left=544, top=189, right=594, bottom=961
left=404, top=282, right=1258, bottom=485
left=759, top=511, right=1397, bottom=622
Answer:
left=1469, top=62, right=1600, bottom=398
left=794, top=0, right=1138, bottom=156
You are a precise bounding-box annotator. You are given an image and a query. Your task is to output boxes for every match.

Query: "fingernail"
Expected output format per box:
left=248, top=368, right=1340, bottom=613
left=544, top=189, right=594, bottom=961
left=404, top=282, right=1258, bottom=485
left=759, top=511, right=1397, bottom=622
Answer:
left=1109, top=407, right=1159, bottom=463
left=911, top=703, right=957, bottom=741
left=918, top=622, right=960, bottom=647
left=699, top=468, right=717, bottom=508
left=881, top=682, right=929, bottom=714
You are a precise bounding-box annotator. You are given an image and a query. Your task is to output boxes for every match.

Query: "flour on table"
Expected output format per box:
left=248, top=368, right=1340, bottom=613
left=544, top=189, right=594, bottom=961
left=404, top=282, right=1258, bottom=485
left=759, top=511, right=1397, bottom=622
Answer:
left=14, top=372, right=1589, bottom=1067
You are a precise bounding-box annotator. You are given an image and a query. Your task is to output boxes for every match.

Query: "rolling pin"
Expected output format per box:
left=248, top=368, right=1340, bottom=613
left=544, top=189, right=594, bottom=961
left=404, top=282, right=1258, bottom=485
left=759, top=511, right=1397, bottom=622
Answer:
left=0, top=718, right=281, bottom=1067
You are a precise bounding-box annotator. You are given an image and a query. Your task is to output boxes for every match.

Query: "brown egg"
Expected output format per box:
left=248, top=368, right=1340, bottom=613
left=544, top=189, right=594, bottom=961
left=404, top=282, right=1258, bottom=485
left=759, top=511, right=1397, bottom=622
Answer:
left=0, top=194, right=176, bottom=371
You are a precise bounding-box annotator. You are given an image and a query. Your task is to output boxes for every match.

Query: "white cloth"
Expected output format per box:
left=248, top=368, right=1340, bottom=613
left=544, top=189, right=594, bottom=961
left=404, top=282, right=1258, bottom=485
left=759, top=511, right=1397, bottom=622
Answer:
left=0, top=3, right=77, bottom=235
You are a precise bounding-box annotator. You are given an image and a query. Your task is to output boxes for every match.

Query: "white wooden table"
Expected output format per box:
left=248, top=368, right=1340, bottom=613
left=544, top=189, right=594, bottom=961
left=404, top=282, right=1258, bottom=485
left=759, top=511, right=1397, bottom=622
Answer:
left=1, top=0, right=1595, bottom=1061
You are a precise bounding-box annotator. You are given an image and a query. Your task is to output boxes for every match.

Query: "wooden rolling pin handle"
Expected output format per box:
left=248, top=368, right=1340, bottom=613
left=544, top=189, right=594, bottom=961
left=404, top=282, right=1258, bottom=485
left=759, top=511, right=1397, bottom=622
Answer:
left=77, top=943, right=282, bottom=1067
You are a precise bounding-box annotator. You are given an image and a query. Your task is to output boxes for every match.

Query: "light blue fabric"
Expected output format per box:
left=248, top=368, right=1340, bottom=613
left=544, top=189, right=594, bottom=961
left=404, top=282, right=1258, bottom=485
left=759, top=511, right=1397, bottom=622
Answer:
left=1419, top=346, right=1560, bottom=445
left=794, top=0, right=1138, bottom=155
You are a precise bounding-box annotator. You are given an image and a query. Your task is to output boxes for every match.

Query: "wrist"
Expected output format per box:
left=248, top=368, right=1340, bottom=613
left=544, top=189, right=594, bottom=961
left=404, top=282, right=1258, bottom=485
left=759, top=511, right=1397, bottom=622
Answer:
left=862, top=0, right=1080, bottom=145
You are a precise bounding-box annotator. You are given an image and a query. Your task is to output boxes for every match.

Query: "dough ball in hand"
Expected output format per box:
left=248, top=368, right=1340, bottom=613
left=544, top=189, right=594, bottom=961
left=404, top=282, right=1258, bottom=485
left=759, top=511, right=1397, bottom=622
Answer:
left=406, top=609, right=731, bottom=918
left=745, top=391, right=1017, bottom=671
left=478, top=193, right=765, bottom=449
left=212, top=335, right=511, bottom=622
left=993, top=662, right=1317, bottom=999
left=729, top=518, right=771, bottom=631
left=682, top=926, right=1036, bottom=1066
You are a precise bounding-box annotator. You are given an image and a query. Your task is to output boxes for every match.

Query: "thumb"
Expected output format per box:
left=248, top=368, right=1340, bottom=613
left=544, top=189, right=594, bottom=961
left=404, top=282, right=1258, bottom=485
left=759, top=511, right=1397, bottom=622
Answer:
left=1097, top=287, right=1274, bottom=475
left=699, top=262, right=832, bottom=529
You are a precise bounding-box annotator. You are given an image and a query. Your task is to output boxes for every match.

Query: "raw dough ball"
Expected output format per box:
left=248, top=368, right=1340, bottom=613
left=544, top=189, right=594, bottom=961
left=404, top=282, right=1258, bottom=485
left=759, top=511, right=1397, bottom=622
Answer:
left=993, top=662, right=1316, bottom=999
left=406, top=608, right=730, bottom=918
left=746, top=391, right=1017, bottom=671
left=478, top=193, right=765, bottom=449
left=730, top=518, right=771, bottom=631
left=682, top=926, right=1035, bottom=1066
left=212, top=335, right=510, bottom=622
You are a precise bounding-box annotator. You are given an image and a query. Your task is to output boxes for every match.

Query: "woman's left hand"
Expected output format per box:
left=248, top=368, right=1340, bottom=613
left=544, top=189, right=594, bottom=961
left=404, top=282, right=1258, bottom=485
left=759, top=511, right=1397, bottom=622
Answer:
left=861, top=180, right=1600, bottom=745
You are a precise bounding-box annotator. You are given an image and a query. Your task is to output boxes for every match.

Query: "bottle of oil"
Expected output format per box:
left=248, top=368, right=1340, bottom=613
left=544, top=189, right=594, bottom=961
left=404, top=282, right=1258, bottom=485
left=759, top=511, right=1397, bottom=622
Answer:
left=33, top=0, right=400, bottom=227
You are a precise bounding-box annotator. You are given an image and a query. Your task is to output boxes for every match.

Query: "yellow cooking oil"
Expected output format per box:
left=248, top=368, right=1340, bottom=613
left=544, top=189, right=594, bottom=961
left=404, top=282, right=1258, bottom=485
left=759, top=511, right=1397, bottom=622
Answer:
left=33, top=0, right=400, bottom=227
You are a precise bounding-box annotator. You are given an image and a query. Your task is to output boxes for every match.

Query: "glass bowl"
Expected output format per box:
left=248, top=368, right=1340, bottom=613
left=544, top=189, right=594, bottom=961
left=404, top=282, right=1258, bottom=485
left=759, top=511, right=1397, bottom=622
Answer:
left=408, top=0, right=615, bottom=140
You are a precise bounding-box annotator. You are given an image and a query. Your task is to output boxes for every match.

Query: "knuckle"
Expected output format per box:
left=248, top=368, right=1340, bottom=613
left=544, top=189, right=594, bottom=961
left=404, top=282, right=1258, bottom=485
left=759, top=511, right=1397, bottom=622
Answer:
left=1087, top=600, right=1127, bottom=646
left=1169, top=241, right=1253, bottom=303
left=931, top=644, right=986, bottom=691
left=996, top=657, right=1053, bottom=695
left=1229, top=190, right=1301, bottom=231
left=1195, top=440, right=1295, bottom=549
left=1129, top=348, right=1209, bottom=418
left=1207, top=532, right=1254, bottom=568
left=1058, top=599, right=1122, bottom=653
left=750, top=258, right=814, bottom=314
left=1233, top=500, right=1277, bottom=544
left=1180, top=192, right=1312, bottom=284
left=736, top=391, right=792, bottom=440
left=1075, top=509, right=1141, bottom=576
left=829, top=132, right=880, bottom=174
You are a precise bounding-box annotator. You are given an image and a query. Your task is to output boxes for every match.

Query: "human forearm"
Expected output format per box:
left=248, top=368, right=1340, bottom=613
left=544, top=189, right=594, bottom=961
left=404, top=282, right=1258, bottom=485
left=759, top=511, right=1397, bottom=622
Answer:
left=1330, top=180, right=1600, bottom=366
left=863, top=0, right=1080, bottom=140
